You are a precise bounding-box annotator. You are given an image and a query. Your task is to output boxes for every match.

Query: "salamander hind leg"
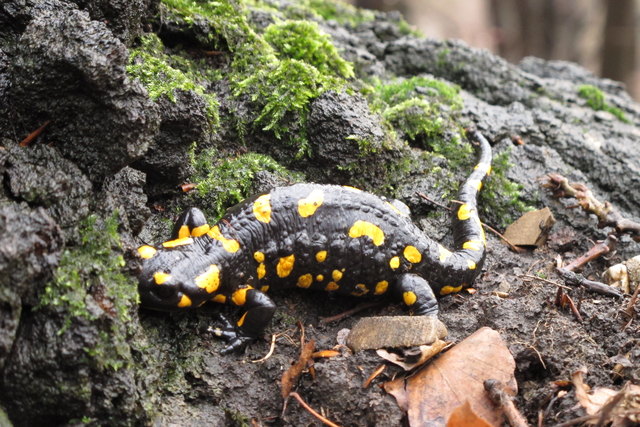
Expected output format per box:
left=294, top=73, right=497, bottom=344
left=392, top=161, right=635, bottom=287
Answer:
left=211, top=288, right=276, bottom=354
left=170, top=207, right=211, bottom=239
left=395, top=274, right=438, bottom=316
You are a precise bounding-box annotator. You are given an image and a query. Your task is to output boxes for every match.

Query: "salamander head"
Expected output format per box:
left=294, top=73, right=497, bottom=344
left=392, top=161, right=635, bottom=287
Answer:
left=137, top=242, right=226, bottom=311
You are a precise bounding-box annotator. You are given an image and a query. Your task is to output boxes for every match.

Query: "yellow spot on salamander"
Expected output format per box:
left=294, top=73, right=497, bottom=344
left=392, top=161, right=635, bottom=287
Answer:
left=316, top=274, right=324, bottom=282
left=342, top=185, right=361, bottom=192
left=162, top=237, right=193, bottom=248
left=440, top=285, right=463, bottom=296
left=191, top=224, right=210, bottom=237
left=348, top=220, right=385, bottom=246
left=276, top=254, right=295, bottom=278
left=237, top=312, right=247, bottom=327
left=178, top=294, right=192, bottom=307
left=457, top=203, right=473, bottom=221
left=403, top=291, right=417, bottom=306
left=208, top=226, right=240, bottom=253
left=389, top=256, right=400, bottom=270
left=385, top=201, right=405, bottom=216
left=195, top=264, right=220, bottom=293
left=438, top=245, right=452, bottom=262
left=257, top=263, right=266, bottom=279
left=231, top=287, right=253, bottom=306
left=253, top=194, right=272, bottom=223
left=463, top=240, right=483, bottom=251
left=177, top=225, right=190, bottom=239
left=467, top=260, right=477, bottom=270
left=297, top=273, right=313, bottom=288
left=331, top=269, right=343, bottom=281
left=315, top=250, right=327, bottom=263
left=403, top=245, right=422, bottom=263
left=475, top=216, right=487, bottom=242
left=153, top=272, right=171, bottom=285
left=298, top=189, right=324, bottom=217
left=137, top=245, right=157, bottom=259
left=254, top=251, right=265, bottom=263
left=260, top=285, right=269, bottom=293
left=351, top=284, right=369, bottom=296
left=469, top=179, right=483, bottom=191
left=374, top=280, right=389, bottom=295
left=474, top=163, right=492, bottom=175
left=212, top=294, right=226, bottom=304
left=325, top=282, right=339, bottom=291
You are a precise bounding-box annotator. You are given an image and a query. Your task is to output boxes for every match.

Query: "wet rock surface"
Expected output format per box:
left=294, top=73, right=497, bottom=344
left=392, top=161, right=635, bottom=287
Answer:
left=0, top=0, right=639, bottom=425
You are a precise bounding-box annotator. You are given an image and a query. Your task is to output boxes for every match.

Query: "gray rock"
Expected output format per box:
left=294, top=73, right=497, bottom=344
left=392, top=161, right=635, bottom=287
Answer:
left=8, top=0, right=159, bottom=183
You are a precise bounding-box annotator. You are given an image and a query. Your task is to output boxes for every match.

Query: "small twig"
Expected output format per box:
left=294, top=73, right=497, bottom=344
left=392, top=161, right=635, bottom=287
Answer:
left=319, top=301, right=382, bottom=324
left=483, top=379, right=529, bottom=427
left=514, top=340, right=547, bottom=370
left=545, top=174, right=640, bottom=241
left=417, top=192, right=452, bottom=212
left=288, top=392, right=342, bottom=427
left=526, top=259, right=544, bottom=275
left=521, top=274, right=572, bottom=290
left=251, top=333, right=278, bottom=364
left=563, top=235, right=617, bottom=272
left=362, top=364, right=386, bottom=389
left=557, top=268, right=623, bottom=298
left=19, top=120, right=51, bottom=146
left=565, top=294, right=583, bottom=323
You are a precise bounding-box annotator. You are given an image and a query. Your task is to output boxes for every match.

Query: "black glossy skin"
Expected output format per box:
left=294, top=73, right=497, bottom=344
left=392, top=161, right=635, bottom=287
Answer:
left=138, top=132, right=492, bottom=353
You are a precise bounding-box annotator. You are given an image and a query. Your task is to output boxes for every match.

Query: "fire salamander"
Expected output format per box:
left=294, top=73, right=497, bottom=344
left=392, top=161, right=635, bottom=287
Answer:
left=137, top=131, right=492, bottom=353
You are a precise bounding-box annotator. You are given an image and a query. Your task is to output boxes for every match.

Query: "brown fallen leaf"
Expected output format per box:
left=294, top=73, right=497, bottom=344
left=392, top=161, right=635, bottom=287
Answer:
left=503, top=207, right=556, bottom=247
left=446, top=401, right=493, bottom=427
left=573, top=367, right=618, bottom=415
left=384, top=327, right=517, bottom=427
left=281, top=340, right=315, bottom=399
left=572, top=367, right=640, bottom=425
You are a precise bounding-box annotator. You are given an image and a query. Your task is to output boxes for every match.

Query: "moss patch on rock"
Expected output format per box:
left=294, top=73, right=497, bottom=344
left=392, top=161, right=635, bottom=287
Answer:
left=127, top=33, right=220, bottom=127
left=189, top=146, right=303, bottom=219
left=159, top=0, right=355, bottom=155
left=578, top=84, right=629, bottom=123
left=37, top=214, right=137, bottom=370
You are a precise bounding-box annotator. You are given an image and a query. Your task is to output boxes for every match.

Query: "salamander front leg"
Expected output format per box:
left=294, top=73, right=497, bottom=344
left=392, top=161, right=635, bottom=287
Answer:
left=395, top=274, right=439, bottom=316
left=212, top=288, right=276, bottom=354
left=171, top=207, right=211, bottom=239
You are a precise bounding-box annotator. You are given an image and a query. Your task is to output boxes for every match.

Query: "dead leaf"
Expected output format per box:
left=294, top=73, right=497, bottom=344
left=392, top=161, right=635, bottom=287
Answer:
left=376, top=340, right=449, bottom=371
left=503, top=207, right=555, bottom=247
left=572, top=367, right=618, bottom=415
left=572, top=367, right=640, bottom=425
left=281, top=340, right=315, bottom=399
left=384, top=327, right=516, bottom=427
left=446, top=401, right=493, bottom=427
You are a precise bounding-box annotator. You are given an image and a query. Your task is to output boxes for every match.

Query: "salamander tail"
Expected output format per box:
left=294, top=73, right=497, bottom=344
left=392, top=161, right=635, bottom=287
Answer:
left=451, top=130, right=492, bottom=263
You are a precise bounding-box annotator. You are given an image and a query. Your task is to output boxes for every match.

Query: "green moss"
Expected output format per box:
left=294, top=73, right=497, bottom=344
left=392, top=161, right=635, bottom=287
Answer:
left=127, top=33, right=219, bottom=126
left=264, top=20, right=354, bottom=79
left=578, top=84, right=629, bottom=123
left=479, top=148, right=532, bottom=228
left=371, top=76, right=462, bottom=110
left=37, top=214, right=137, bottom=371
left=189, top=146, right=302, bottom=219
left=160, top=0, right=354, bottom=156
left=297, top=0, right=374, bottom=26
left=367, top=76, right=468, bottom=165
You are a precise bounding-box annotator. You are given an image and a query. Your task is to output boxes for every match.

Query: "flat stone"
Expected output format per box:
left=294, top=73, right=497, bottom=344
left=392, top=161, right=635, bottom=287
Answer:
left=347, top=316, right=448, bottom=352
